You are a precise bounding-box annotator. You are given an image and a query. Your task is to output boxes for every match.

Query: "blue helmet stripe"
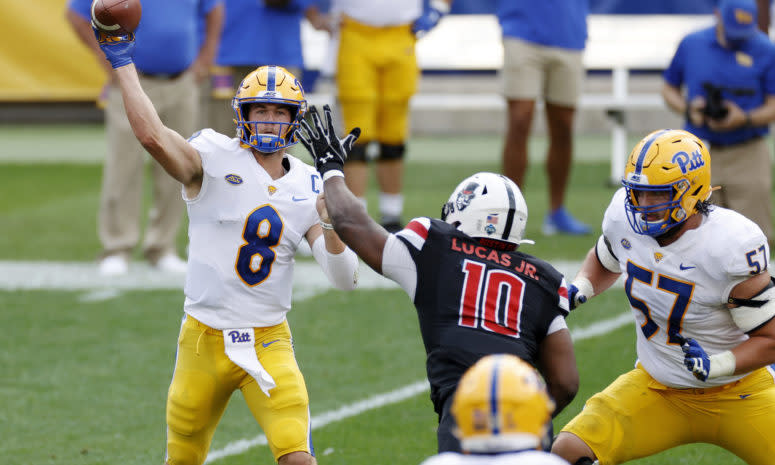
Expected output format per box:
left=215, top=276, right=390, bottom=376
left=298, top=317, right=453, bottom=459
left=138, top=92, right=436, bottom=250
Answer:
left=490, top=355, right=501, bottom=435
left=267, top=66, right=276, bottom=92
left=634, top=130, right=669, bottom=176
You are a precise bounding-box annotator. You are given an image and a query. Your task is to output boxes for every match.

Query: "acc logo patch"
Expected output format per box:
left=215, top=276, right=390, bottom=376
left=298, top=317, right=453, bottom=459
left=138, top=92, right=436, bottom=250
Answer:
left=621, top=238, right=632, bottom=250
left=654, top=252, right=664, bottom=263
left=225, top=174, right=243, bottom=185
left=267, top=185, right=277, bottom=195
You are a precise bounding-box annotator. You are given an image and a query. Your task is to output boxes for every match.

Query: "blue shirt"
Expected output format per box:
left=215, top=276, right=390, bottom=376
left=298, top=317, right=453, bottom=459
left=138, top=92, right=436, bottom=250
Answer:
left=496, top=0, right=588, bottom=50
left=216, top=0, right=313, bottom=68
left=664, top=26, right=775, bottom=145
left=69, top=0, right=221, bottom=74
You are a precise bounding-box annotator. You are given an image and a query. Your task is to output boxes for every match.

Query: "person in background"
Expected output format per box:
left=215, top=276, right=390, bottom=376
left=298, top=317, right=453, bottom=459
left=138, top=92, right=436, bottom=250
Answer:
left=553, top=129, right=775, bottom=465
left=662, top=0, right=775, bottom=247
left=66, top=0, right=224, bottom=275
left=298, top=105, right=579, bottom=453
left=207, top=0, right=332, bottom=137
left=496, top=0, right=591, bottom=236
left=329, top=0, right=452, bottom=232
left=419, top=354, right=570, bottom=465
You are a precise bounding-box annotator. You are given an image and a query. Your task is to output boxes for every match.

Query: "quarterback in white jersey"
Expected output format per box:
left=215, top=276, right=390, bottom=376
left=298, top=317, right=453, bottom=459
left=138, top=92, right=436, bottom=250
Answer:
left=92, top=25, right=359, bottom=465
left=419, top=355, right=570, bottom=465
left=552, top=129, right=775, bottom=465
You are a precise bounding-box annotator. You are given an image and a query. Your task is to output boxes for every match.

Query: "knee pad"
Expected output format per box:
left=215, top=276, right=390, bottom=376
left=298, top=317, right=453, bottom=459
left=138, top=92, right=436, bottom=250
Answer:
left=346, top=143, right=368, bottom=163
left=378, top=143, right=405, bottom=161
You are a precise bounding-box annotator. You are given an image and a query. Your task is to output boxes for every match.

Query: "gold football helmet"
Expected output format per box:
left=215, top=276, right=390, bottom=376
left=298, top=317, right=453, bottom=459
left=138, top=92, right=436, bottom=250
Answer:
left=232, top=65, right=307, bottom=153
left=451, top=354, right=554, bottom=453
left=622, top=129, right=712, bottom=236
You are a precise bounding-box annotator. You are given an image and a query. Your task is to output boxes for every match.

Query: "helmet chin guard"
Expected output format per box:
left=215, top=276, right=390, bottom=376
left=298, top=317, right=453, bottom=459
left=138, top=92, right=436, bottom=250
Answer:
left=441, top=172, right=533, bottom=246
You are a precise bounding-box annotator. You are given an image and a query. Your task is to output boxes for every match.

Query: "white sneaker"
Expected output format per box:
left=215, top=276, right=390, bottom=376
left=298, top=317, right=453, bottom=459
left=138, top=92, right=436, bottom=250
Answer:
left=99, top=254, right=129, bottom=276
left=154, top=253, right=187, bottom=273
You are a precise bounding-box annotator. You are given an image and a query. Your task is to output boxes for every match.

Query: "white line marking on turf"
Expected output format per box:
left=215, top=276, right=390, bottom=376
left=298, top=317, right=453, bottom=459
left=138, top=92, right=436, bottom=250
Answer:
left=204, top=312, right=632, bottom=463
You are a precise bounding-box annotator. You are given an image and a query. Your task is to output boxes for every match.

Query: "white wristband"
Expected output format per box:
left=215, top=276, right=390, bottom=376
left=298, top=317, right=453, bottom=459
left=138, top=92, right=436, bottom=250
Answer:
left=572, top=277, right=595, bottom=300
left=708, top=350, right=736, bottom=379
left=320, top=220, right=334, bottom=230
left=322, top=170, right=344, bottom=181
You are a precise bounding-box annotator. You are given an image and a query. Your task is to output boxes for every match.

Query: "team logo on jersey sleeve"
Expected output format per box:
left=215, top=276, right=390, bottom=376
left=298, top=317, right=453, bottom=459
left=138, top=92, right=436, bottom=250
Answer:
left=225, top=174, right=244, bottom=185
left=621, top=238, right=632, bottom=249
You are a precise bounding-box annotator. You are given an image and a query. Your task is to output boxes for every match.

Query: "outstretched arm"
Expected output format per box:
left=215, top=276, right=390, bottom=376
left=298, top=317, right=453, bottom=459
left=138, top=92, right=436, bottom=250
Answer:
left=322, top=176, right=389, bottom=273
left=95, top=30, right=203, bottom=192
left=298, top=105, right=389, bottom=273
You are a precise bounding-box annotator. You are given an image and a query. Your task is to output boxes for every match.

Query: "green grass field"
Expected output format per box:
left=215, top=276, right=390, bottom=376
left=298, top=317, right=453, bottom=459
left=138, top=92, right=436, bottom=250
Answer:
left=0, top=125, right=750, bottom=464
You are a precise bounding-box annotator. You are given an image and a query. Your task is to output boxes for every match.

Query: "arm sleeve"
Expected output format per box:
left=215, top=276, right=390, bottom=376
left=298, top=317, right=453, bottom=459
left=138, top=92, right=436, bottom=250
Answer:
left=311, top=236, right=359, bottom=291
left=382, top=234, right=419, bottom=300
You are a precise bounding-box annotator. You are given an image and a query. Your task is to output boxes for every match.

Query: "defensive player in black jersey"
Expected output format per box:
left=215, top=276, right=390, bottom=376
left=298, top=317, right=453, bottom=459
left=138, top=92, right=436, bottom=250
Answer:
left=298, top=105, right=579, bottom=452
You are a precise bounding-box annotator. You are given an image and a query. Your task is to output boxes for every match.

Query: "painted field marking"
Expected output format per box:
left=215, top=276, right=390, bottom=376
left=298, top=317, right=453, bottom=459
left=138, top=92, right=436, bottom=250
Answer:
left=205, top=311, right=633, bottom=463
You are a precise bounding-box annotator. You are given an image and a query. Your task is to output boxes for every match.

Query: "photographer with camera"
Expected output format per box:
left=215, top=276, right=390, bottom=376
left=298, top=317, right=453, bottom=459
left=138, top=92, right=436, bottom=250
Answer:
left=662, top=0, right=775, bottom=246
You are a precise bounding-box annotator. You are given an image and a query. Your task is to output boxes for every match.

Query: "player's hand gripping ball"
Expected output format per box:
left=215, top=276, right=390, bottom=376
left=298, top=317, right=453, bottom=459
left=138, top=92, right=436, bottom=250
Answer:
left=91, top=0, right=142, bottom=36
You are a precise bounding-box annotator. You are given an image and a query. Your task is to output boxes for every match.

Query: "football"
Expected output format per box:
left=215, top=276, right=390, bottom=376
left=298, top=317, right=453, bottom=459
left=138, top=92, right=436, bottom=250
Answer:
left=91, top=0, right=142, bottom=36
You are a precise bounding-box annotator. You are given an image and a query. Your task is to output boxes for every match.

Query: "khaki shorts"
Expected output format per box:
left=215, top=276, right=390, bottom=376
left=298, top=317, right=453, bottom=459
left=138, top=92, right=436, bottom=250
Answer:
left=500, top=37, right=584, bottom=107
left=709, top=136, right=774, bottom=243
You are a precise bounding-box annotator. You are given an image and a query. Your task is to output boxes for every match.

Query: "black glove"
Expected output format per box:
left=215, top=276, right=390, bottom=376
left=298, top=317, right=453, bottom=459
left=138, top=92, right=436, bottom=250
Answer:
left=298, top=105, right=360, bottom=180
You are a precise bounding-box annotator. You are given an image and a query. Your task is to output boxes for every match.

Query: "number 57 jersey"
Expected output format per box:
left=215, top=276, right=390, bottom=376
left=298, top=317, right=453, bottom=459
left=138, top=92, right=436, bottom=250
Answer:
left=601, top=188, right=771, bottom=388
left=183, top=129, right=322, bottom=329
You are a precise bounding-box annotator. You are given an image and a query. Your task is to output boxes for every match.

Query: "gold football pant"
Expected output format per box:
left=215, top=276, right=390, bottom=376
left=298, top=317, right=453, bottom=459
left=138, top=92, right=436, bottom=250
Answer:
left=336, top=16, right=418, bottom=146
left=561, top=364, right=775, bottom=465
left=165, top=315, right=312, bottom=464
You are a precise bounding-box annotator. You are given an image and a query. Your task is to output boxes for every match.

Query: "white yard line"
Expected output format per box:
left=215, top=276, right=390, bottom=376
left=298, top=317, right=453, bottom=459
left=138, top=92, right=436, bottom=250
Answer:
left=204, top=312, right=633, bottom=463
left=0, top=259, right=630, bottom=463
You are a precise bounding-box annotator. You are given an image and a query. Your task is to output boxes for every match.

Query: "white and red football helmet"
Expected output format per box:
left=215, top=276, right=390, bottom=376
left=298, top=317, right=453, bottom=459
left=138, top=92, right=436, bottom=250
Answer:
left=441, top=172, right=533, bottom=247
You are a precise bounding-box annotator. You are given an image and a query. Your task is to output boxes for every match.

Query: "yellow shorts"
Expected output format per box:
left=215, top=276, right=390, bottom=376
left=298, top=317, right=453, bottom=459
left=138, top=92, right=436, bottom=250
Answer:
left=561, top=365, right=775, bottom=465
left=336, top=16, right=418, bottom=144
left=165, top=315, right=312, bottom=464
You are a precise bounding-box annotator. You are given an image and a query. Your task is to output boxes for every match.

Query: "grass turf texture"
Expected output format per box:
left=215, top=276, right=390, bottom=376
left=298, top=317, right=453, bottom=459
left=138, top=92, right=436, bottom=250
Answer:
left=0, top=127, right=748, bottom=464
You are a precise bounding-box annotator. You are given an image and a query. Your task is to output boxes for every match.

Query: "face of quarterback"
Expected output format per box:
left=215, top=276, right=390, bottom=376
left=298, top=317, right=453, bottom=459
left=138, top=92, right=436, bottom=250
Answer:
left=247, top=103, right=292, bottom=137
left=634, top=189, right=672, bottom=221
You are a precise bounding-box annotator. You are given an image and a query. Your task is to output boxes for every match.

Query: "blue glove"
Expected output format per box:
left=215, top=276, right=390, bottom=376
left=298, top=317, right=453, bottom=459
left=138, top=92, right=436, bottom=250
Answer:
left=92, top=25, right=135, bottom=69
left=680, top=337, right=711, bottom=381
left=568, top=283, right=588, bottom=310
left=412, top=0, right=450, bottom=37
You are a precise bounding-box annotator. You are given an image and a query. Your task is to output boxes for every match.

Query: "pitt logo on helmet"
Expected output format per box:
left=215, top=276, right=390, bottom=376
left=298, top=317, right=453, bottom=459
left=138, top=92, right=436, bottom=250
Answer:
left=671, top=149, right=705, bottom=174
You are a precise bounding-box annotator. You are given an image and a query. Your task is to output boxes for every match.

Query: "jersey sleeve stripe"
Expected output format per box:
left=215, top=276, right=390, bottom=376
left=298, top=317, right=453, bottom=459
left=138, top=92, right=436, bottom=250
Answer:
left=396, top=218, right=430, bottom=251
left=558, top=278, right=570, bottom=313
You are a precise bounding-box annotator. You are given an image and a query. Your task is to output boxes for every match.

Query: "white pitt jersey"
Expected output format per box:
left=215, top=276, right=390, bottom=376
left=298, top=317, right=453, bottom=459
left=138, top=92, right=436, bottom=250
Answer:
left=420, top=451, right=569, bottom=465
left=602, top=188, right=770, bottom=388
left=183, top=129, right=322, bottom=329
left=334, top=0, right=422, bottom=27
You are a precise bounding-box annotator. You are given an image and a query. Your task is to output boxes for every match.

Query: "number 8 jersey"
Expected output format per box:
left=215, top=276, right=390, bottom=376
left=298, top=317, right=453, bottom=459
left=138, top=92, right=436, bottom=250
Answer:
left=183, top=129, right=322, bottom=329
left=600, top=188, right=770, bottom=388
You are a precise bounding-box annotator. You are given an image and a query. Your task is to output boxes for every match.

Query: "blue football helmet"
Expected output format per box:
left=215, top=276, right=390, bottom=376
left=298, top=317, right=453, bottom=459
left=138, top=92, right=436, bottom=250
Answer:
left=232, top=66, right=307, bottom=153
left=622, top=129, right=712, bottom=236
